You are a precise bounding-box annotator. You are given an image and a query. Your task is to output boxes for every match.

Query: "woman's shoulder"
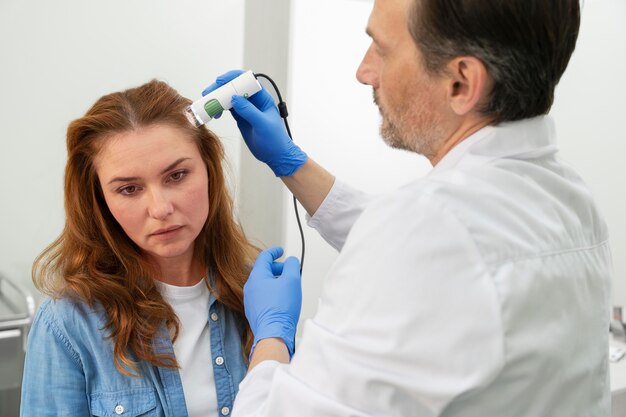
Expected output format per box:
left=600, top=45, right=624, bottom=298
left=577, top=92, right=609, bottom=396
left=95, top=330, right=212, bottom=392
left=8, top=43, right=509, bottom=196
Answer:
left=35, top=295, right=106, bottom=335
left=26, top=295, right=110, bottom=368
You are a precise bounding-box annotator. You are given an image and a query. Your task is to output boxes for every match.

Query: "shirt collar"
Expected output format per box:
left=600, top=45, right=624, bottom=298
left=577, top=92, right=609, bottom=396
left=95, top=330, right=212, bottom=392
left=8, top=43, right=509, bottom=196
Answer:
left=430, top=115, right=558, bottom=175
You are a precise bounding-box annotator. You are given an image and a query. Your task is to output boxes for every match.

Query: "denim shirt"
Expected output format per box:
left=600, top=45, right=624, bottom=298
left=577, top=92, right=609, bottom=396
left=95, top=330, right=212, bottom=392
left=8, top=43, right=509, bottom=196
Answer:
left=21, top=289, right=248, bottom=417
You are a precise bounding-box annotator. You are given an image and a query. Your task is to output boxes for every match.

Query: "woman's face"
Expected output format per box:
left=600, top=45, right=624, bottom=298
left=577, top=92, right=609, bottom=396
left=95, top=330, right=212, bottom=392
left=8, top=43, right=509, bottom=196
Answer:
left=94, top=124, right=209, bottom=267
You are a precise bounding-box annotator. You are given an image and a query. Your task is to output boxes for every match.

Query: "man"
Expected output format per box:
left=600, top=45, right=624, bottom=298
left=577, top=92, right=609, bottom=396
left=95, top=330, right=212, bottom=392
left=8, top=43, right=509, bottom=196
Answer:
left=206, top=0, right=612, bottom=415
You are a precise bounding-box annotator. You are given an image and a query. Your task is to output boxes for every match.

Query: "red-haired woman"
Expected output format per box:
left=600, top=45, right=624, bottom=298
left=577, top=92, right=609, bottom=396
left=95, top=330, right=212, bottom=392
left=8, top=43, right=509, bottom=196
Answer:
left=21, top=80, right=257, bottom=417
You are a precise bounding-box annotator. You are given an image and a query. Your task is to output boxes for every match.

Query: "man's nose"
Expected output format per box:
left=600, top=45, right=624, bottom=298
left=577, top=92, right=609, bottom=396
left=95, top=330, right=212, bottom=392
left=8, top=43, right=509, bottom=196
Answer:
left=356, top=43, right=380, bottom=89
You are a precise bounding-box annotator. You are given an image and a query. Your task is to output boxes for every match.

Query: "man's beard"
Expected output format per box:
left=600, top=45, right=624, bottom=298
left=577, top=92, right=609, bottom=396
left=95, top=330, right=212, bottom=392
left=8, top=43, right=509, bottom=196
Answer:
left=373, top=90, right=444, bottom=160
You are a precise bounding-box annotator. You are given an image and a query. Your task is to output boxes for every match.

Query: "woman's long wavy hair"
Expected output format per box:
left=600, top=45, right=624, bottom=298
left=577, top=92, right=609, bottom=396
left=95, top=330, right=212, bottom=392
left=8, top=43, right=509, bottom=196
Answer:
left=33, top=80, right=257, bottom=375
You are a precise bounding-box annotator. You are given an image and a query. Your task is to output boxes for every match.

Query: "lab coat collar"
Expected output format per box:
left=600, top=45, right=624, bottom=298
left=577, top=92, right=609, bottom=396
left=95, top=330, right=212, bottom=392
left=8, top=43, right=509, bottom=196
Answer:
left=430, top=115, right=558, bottom=175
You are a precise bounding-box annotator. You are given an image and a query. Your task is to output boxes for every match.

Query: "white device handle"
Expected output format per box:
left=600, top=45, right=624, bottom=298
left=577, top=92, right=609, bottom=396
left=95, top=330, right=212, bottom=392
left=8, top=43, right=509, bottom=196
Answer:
left=185, top=70, right=262, bottom=127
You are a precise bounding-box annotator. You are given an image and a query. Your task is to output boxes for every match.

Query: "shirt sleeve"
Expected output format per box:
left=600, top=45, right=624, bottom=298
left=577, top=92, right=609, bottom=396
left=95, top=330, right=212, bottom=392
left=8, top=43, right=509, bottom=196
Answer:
left=306, top=180, right=375, bottom=251
left=233, top=190, right=505, bottom=416
left=21, top=301, right=90, bottom=416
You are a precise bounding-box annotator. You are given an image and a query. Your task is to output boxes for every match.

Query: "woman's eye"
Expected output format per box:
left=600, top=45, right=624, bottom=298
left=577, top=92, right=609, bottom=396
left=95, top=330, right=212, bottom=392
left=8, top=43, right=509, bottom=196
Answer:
left=118, top=185, right=139, bottom=195
left=169, top=170, right=188, bottom=182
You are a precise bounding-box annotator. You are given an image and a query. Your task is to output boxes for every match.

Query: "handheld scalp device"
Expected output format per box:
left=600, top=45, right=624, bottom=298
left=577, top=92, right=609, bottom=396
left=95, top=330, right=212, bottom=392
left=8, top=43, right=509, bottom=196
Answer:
left=185, top=70, right=262, bottom=127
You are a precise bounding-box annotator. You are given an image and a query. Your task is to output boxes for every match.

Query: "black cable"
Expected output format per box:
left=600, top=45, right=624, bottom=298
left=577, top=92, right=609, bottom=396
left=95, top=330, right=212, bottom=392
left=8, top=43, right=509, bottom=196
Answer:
left=253, top=73, right=305, bottom=276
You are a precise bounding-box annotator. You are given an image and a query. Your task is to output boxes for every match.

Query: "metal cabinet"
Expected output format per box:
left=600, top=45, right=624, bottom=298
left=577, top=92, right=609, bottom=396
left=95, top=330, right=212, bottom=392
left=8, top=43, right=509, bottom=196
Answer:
left=0, top=275, right=35, bottom=417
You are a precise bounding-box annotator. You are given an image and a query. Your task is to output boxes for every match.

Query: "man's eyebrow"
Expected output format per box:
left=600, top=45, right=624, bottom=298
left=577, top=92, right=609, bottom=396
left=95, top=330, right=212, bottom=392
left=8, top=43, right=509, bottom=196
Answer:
left=107, top=157, right=191, bottom=185
left=365, top=27, right=382, bottom=46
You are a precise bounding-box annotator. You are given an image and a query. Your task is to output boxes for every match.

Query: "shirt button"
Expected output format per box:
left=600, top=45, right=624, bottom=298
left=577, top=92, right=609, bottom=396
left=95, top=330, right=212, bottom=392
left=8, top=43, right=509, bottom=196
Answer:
left=114, top=404, right=124, bottom=415
left=221, top=406, right=230, bottom=415
left=215, top=356, right=224, bottom=365
left=211, top=312, right=219, bottom=321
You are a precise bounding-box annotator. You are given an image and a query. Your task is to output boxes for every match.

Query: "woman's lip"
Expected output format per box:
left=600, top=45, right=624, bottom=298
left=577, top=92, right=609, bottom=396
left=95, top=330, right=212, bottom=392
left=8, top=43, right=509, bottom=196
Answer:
left=151, top=225, right=183, bottom=237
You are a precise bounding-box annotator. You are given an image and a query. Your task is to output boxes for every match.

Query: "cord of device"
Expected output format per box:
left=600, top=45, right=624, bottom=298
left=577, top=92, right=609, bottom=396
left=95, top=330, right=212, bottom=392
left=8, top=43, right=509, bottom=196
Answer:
left=253, top=73, right=306, bottom=276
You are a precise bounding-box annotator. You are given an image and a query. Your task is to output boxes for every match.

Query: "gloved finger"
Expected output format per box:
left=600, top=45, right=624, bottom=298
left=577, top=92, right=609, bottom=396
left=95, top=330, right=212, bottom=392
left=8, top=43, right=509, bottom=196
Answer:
left=231, top=95, right=266, bottom=125
left=271, top=262, right=284, bottom=277
left=253, top=247, right=284, bottom=270
left=246, top=86, right=278, bottom=111
left=202, top=69, right=246, bottom=96
left=281, top=257, right=301, bottom=280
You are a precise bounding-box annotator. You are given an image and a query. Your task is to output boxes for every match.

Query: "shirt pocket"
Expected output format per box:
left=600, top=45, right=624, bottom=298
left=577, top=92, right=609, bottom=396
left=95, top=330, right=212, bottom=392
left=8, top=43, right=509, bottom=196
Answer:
left=89, top=387, right=158, bottom=417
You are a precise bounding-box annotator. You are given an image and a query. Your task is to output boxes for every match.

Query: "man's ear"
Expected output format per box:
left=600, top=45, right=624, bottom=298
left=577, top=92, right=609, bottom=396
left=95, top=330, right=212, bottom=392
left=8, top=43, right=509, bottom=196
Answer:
left=445, top=56, right=491, bottom=116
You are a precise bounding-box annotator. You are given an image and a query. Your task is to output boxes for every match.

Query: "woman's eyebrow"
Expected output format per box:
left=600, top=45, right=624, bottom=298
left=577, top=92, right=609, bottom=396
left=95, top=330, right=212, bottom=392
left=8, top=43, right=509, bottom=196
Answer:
left=160, top=157, right=191, bottom=175
left=107, top=157, right=191, bottom=185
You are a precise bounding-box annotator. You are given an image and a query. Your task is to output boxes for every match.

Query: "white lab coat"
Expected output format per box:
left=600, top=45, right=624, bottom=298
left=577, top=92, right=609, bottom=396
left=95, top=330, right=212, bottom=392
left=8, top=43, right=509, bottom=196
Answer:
left=233, top=116, right=612, bottom=417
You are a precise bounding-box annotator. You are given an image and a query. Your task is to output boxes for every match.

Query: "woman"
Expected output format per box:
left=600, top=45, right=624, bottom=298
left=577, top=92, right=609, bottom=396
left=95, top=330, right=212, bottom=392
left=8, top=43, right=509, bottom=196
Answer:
left=21, top=80, right=257, bottom=417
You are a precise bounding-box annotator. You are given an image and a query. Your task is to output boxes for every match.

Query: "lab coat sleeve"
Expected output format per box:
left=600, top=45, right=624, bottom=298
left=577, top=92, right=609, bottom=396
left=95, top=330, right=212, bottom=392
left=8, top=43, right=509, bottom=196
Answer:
left=232, top=190, right=505, bottom=416
left=20, top=301, right=90, bottom=416
left=306, top=179, right=375, bottom=251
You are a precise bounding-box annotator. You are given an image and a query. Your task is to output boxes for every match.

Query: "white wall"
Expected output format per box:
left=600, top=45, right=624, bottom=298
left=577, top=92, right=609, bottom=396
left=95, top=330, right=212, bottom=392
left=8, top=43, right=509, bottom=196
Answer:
left=284, top=0, right=626, bottom=327
left=0, top=0, right=246, bottom=300
left=239, top=0, right=291, bottom=249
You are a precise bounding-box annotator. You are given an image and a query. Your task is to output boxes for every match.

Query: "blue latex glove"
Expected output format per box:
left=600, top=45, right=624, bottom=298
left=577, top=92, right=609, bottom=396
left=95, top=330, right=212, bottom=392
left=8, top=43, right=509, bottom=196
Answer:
left=202, top=70, right=308, bottom=177
left=244, top=247, right=302, bottom=358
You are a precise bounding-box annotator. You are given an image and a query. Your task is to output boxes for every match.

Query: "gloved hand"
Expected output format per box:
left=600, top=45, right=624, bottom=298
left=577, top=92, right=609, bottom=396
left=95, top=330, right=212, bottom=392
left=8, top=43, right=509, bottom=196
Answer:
left=244, top=247, right=302, bottom=358
left=202, top=70, right=308, bottom=177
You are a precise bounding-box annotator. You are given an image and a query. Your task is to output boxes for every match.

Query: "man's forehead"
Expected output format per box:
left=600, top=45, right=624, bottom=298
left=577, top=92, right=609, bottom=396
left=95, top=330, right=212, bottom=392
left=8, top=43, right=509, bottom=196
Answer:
left=369, top=0, right=410, bottom=30
left=367, top=0, right=412, bottom=42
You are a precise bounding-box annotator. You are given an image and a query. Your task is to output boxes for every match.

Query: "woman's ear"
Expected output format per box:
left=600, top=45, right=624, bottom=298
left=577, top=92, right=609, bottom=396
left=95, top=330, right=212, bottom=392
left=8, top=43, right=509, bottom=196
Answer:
left=445, top=56, right=492, bottom=116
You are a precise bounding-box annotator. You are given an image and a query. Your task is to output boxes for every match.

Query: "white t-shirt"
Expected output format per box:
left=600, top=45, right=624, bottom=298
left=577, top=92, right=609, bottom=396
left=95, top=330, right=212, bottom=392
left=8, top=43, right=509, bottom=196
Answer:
left=157, top=279, right=217, bottom=417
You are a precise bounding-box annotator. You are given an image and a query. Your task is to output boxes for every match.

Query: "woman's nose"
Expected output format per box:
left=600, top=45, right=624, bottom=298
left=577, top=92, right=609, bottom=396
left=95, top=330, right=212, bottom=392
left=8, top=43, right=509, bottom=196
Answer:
left=147, top=189, right=174, bottom=220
